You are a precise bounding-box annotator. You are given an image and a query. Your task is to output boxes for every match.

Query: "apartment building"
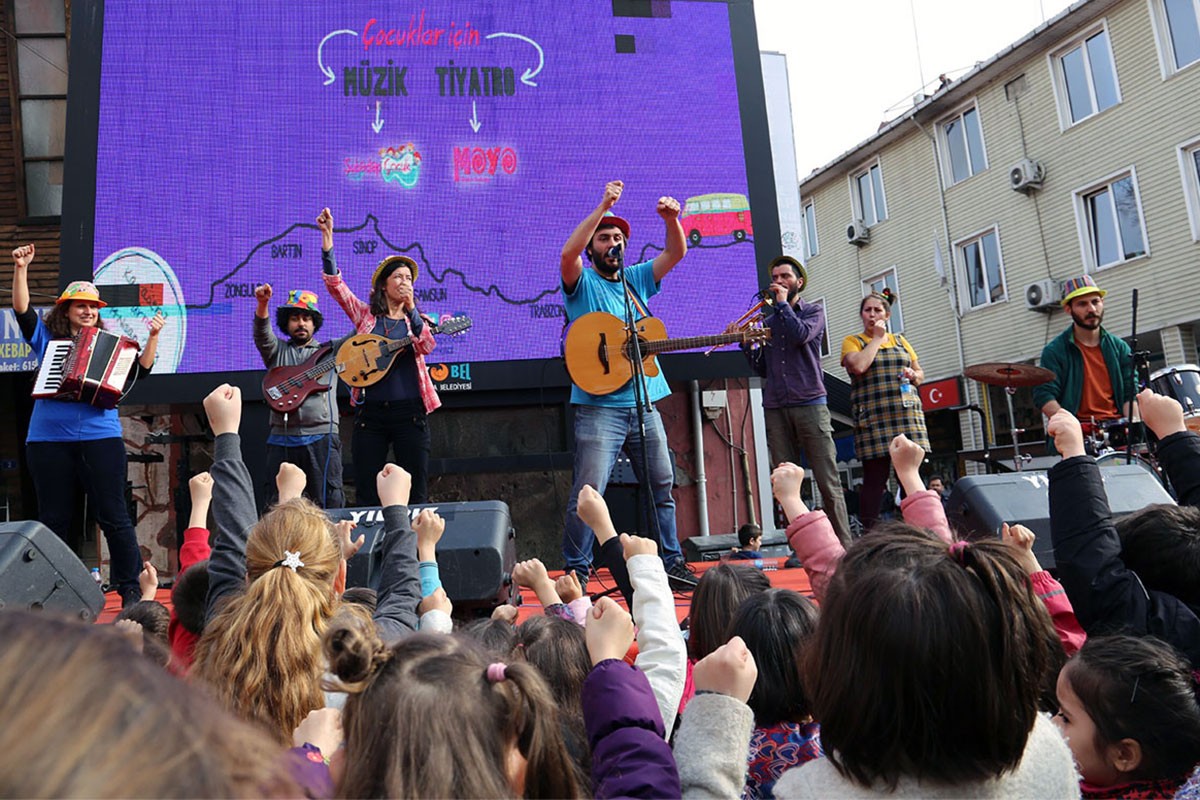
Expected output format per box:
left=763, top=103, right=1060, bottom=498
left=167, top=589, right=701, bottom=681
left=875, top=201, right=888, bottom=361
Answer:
left=798, top=0, right=1200, bottom=478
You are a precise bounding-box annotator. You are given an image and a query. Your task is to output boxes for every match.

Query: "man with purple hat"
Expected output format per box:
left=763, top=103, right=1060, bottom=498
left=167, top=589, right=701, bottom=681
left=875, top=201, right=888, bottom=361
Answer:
left=1033, top=274, right=1133, bottom=442
left=559, top=180, right=693, bottom=585
left=254, top=283, right=346, bottom=508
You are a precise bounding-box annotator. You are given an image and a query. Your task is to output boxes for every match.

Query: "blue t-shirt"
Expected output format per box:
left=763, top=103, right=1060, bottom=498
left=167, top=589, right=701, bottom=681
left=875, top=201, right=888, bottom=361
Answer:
left=23, top=315, right=125, bottom=443
left=562, top=261, right=670, bottom=407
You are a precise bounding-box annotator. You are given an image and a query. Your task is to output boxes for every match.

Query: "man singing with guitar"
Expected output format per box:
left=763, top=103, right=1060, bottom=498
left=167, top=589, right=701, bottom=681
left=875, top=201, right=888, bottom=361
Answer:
left=318, top=207, right=441, bottom=505
left=559, top=180, right=693, bottom=586
left=253, top=284, right=347, bottom=508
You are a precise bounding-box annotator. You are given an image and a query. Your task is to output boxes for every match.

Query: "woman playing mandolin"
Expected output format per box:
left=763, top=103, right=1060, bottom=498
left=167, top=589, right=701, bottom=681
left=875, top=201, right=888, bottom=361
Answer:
left=318, top=208, right=441, bottom=506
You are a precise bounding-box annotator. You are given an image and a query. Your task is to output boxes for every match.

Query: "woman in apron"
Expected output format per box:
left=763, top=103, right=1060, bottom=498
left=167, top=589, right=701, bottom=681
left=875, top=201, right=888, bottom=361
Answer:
left=841, top=290, right=929, bottom=531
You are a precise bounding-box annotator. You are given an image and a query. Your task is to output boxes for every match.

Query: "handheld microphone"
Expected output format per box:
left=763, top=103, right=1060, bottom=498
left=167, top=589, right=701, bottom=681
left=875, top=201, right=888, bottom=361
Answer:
left=605, top=244, right=624, bottom=260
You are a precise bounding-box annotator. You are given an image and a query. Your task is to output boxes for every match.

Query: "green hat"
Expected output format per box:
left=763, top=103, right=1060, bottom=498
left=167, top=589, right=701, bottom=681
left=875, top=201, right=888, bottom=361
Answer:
left=769, top=255, right=809, bottom=293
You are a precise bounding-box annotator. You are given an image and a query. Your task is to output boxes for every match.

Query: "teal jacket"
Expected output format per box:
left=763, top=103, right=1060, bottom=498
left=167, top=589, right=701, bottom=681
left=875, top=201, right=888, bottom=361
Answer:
left=1033, top=325, right=1134, bottom=419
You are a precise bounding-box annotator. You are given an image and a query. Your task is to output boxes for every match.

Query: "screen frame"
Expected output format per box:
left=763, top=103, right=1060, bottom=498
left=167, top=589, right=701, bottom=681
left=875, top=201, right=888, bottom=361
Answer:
left=61, top=0, right=779, bottom=405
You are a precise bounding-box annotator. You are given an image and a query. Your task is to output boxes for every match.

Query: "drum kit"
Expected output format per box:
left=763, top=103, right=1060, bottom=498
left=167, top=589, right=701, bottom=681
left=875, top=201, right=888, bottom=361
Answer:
left=961, top=360, right=1200, bottom=485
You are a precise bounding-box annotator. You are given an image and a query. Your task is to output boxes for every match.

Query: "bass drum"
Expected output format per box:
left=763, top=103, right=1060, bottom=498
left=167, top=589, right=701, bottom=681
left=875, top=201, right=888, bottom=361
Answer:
left=1095, top=451, right=1164, bottom=488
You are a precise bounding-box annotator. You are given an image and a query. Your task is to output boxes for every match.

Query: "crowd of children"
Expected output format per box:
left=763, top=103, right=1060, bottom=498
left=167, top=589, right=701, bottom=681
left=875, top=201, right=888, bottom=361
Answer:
left=3, top=381, right=1200, bottom=799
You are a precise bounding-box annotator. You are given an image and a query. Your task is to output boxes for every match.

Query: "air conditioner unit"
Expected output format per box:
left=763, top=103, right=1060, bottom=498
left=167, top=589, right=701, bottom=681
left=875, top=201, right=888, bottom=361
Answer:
left=1010, top=158, right=1045, bottom=193
left=846, top=219, right=870, bottom=245
left=1024, top=278, right=1061, bottom=311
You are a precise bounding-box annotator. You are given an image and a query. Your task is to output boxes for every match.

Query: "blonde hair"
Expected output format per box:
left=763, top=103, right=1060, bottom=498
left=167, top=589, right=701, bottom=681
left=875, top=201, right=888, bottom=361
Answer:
left=191, top=497, right=341, bottom=743
left=326, top=620, right=586, bottom=799
left=0, top=610, right=292, bottom=798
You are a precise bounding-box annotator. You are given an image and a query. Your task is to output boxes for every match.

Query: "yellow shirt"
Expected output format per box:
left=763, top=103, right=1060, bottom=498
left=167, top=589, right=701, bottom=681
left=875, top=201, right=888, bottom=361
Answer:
left=840, top=332, right=919, bottom=365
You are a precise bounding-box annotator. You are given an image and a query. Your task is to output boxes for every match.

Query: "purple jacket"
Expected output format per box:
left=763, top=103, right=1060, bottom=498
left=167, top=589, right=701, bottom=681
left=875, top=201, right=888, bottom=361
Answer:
left=583, top=659, right=681, bottom=799
left=742, top=299, right=828, bottom=408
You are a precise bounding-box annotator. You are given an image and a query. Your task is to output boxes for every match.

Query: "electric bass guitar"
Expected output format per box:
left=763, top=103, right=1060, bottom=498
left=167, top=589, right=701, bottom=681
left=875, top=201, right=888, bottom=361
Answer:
left=261, top=316, right=471, bottom=411
left=563, top=311, right=770, bottom=396
left=336, top=316, right=472, bottom=389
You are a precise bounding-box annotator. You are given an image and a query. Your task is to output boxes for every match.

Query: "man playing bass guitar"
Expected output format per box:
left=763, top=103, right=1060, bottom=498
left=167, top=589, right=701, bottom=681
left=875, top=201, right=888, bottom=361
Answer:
left=254, top=284, right=349, bottom=508
left=559, top=180, right=693, bottom=586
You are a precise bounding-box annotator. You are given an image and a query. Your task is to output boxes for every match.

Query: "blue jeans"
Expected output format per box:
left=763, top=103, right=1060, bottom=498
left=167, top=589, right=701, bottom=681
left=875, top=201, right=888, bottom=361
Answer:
left=562, top=404, right=682, bottom=574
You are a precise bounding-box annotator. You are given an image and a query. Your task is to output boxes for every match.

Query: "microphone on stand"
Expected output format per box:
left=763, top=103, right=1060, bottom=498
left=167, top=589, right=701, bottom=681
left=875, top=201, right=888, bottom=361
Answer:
left=606, top=243, right=625, bottom=268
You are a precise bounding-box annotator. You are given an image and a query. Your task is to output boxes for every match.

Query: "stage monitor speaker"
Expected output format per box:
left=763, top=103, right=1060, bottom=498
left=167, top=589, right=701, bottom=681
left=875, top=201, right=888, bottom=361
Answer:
left=0, top=521, right=105, bottom=620
left=682, top=530, right=790, bottom=562
left=329, top=500, right=517, bottom=613
left=946, top=465, right=1173, bottom=570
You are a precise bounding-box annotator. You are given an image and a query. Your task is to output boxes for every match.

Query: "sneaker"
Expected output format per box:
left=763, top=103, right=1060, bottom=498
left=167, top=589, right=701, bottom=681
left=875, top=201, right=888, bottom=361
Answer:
left=666, top=560, right=698, bottom=589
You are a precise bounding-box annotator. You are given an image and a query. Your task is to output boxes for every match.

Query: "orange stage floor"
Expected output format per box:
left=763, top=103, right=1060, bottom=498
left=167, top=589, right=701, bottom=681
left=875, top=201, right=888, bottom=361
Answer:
left=98, top=556, right=814, bottom=625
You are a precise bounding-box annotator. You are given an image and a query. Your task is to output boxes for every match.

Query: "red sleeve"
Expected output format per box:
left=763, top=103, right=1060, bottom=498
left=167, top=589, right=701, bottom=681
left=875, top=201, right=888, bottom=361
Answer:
left=1031, top=570, right=1087, bottom=656
left=180, top=527, right=212, bottom=573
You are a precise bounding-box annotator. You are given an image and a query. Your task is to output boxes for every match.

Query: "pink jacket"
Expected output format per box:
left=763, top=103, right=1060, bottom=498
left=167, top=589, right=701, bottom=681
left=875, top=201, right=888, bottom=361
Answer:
left=785, top=489, right=950, bottom=603
left=323, top=271, right=441, bottom=414
left=784, top=489, right=1086, bottom=654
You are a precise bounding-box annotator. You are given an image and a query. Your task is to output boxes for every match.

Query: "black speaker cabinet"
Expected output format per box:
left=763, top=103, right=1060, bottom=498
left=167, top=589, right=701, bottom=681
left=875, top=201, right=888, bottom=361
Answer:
left=682, top=529, right=790, bottom=562
left=0, top=521, right=106, bottom=620
left=946, top=465, right=1173, bottom=569
left=329, top=500, right=517, bottom=612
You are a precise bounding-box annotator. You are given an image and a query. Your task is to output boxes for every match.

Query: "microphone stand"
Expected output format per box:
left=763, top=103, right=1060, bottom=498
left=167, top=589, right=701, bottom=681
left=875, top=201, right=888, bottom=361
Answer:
left=1128, top=288, right=1152, bottom=464
left=613, top=245, right=668, bottom=570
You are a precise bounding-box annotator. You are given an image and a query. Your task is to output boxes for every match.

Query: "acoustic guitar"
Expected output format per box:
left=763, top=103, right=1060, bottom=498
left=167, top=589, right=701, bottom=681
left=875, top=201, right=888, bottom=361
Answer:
left=336, top=316, right=472, bottom=388
left=261, top=316, right=471, bottom=411
left=563, top=311, right=770, bottom=396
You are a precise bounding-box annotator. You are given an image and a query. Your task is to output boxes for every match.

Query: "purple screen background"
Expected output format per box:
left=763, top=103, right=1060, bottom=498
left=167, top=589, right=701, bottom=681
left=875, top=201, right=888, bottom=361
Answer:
left=92, top=1, right=759, bottom=374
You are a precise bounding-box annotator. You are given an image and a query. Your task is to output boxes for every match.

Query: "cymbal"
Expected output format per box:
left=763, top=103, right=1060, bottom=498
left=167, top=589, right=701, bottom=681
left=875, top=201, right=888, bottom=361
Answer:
left=964, top=362, right=1055, bottom=387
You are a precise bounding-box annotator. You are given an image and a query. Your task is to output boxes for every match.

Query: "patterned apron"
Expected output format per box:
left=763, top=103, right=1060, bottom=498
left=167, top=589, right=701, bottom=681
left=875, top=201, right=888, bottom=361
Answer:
left=849, top=334, right=931, bottom=460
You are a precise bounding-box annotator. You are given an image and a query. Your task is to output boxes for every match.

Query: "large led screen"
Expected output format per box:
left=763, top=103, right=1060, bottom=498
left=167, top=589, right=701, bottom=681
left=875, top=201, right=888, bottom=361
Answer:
left=76, top=1, right=770, bottom=391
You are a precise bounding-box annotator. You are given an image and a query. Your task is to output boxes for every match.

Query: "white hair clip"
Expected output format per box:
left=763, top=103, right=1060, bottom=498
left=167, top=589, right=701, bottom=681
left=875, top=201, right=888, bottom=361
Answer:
left=274, top=550, right=306, bottom=572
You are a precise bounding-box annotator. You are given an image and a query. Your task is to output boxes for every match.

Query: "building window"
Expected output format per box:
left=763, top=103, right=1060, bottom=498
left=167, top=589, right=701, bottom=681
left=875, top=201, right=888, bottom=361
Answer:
left=956, top=228, right=1006, bottom=310
left=1052, top=25, right=1121, bottom=126
left=851, top=161, right=887, bottom=227
left=940, top=105, right=987, bottom=184
left=812, top=296, right=831, bottom=358
left=1179, top=137, right=1200, bottom=240
left=802, top=200, right=818, bottom=259
left=1076, top=171, right=1148, bottom=269
left=8, top=0, right=68, bottom=218
left=863, top=268, right=903, bottom=333
left=1154, top=0, right=1200, bottom=74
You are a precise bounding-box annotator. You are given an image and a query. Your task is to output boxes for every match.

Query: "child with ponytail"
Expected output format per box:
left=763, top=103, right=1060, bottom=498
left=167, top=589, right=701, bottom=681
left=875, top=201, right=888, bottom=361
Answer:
left=325, top=618, right=585, bottom=798
left=190, top=384, right=421, bottom=744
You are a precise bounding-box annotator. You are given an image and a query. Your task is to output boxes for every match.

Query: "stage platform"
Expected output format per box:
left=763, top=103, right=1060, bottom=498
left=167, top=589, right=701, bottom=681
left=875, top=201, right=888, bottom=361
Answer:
left=97, top=556, right=815, bottom=625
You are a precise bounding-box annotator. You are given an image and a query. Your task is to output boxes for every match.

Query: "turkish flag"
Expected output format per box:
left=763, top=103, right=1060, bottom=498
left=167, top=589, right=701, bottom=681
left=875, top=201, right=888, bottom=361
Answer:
left=920, top=376, right=962, bottom=411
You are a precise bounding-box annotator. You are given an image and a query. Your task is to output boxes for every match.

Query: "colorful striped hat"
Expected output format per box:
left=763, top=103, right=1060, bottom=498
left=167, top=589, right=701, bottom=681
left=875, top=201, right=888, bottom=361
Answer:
left=1060, top=275, right=1107, bottom=306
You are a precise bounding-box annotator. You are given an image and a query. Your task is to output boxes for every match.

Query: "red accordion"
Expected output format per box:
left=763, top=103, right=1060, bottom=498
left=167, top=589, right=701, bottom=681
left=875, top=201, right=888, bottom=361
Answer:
left=32, top=327, right=141, bottom=409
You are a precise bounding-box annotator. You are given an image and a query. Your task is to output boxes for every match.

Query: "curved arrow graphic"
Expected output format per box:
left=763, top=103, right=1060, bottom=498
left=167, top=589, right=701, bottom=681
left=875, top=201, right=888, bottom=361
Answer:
left=485, top=31, right=544, bottom=87
left=319, top=29, right=358, bottom=86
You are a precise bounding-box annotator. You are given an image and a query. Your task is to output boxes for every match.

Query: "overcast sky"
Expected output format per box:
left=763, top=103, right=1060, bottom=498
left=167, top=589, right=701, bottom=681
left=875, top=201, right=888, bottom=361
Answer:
left=753, top=0, right=1076, bottom=177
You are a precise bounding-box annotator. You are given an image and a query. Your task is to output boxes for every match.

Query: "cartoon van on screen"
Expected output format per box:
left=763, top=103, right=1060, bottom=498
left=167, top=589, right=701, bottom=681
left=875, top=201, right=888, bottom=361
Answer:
left=680, top=192, right=753, bottom=245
